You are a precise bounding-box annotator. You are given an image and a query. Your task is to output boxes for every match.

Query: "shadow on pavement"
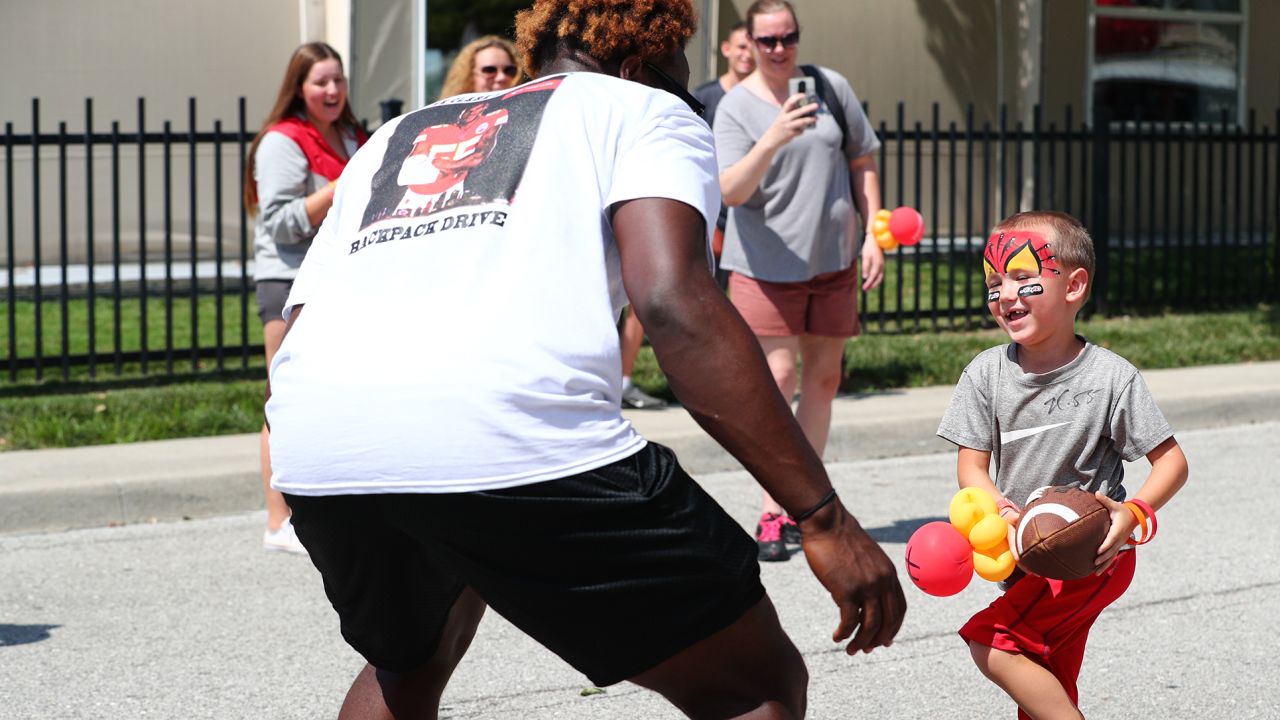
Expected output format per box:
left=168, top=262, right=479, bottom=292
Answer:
left=0, top=623, right=60, bottom=647
left=864, top=516, right=948, bottom=544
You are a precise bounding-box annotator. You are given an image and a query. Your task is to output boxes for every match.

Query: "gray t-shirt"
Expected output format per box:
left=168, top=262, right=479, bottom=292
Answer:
left=713, top=66, right=880, bottom=282
left=252, top=128, right=359, bottom=282
left=936, top=340, right=1174, bottom=507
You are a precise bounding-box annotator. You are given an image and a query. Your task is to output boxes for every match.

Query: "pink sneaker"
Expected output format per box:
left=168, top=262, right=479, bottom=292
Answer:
left=755, top=513, right=789, bottom=562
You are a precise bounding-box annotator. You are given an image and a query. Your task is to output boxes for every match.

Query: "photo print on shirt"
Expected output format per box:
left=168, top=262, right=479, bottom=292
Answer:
left=359, top=77, right=564, bottom=231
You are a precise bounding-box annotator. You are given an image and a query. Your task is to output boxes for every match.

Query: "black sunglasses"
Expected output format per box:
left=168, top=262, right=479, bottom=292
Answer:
left=478, top=65, right=518, bottom=76
left=641, top=61, right=706, bottom=118
left=752, top=31, right=801, bottom=52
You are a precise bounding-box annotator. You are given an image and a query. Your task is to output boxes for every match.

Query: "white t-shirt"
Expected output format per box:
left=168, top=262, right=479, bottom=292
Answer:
left=266, top=73, right=719, bottom=495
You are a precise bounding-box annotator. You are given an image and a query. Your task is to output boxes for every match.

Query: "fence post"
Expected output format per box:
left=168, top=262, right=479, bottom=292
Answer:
left=1091, top=106, right=1111, bottom=315
left=380, top=99, right=404, bottom=125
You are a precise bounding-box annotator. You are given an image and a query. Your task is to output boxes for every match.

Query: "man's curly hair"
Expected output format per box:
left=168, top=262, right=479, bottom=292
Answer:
left=515, top=0, right=698, bottom=77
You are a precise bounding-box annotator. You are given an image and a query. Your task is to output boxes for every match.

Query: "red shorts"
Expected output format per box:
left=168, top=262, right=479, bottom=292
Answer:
left=728, top=266, right=861, bottom=338
left=959, top=549, right=1135, bottom=715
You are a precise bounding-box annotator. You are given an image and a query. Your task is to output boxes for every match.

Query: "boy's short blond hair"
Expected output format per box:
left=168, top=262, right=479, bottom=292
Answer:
left=993, top=211, right=1095, bottom=301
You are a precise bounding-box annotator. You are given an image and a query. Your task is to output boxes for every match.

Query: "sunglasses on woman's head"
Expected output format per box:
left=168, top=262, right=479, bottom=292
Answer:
left=752, top=31, right=800, bottom=52
left=478, top=65, right=518, bottom=76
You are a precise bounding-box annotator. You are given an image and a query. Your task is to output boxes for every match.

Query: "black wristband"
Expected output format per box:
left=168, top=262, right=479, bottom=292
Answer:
left=792, top=489, right=838, bottom=523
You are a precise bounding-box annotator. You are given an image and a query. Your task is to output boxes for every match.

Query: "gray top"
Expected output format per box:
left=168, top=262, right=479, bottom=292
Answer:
left=713, top=66, right=880, bottom=282
left=936, top=339, right=1174, bottom=508
left=252, top=129, right=359, bottom=282
left=692, top=78, right=727, bottom=127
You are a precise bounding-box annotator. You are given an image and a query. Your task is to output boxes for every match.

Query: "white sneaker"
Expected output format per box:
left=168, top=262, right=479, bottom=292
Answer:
left=263, top=517, right=308, bottom=555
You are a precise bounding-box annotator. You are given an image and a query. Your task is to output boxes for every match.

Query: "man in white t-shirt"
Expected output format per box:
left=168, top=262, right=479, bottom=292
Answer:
left=264, top=1, right=905, bottom=716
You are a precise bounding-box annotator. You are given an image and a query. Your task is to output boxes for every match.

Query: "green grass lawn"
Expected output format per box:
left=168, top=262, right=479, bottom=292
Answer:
left=2, top=304, right=1277, bottom=452
left=2, top=293, right=262, bottom=382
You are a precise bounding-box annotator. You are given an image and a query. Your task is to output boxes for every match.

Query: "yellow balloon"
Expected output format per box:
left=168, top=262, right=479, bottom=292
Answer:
left=872, top=209, right=896, bottom=250
left=973, top=545, right=1016, bottom=582
left=968, top=514, right=1009, bottom=552
left=949, top=501, right=983, bottom=536
left=952, top=487, right=997, bottom=517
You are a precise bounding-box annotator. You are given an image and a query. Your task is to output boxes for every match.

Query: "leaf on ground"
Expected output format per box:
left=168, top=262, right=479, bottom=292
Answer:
left=580, top=687, right=607, bottom=697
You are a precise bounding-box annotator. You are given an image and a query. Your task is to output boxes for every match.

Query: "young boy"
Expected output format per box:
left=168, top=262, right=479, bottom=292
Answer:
left=936, top=211, right=1189, bottom=719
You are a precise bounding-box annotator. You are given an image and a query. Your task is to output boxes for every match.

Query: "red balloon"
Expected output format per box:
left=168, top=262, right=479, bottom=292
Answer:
left=905, top=521, right=973, bottom=596
left=889, top=207, right=924, bottom=246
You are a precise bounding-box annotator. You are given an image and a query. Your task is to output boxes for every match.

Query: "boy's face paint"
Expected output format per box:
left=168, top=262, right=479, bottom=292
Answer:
left=988, top=282, right=1045, bottom=303
left=982, top=227, right=1074, bottom=349
left=982, top=229, right=1059, bottom=306
left=983, top=230, right=1059, bottom=280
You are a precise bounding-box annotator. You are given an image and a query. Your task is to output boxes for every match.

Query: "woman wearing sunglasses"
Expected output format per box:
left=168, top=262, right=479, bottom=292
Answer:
left=439, top=35, right=527, bottom=99
left=715, top=0, right=885, bottom=562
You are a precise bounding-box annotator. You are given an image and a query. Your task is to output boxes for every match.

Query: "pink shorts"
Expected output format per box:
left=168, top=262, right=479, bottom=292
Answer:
left=728, top=266, right=861, bottom=338
left=959, top=549, right=1136, bottom=716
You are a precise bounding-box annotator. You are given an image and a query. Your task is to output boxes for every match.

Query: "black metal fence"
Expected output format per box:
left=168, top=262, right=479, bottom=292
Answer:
left=3, top=98, right=1279, bottom=382
left=4, top=98, right=257, bottom=382
left=861, top=103, right=1280, bottom=333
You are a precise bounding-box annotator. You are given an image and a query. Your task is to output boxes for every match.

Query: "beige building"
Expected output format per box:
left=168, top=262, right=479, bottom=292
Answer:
left=2, top=1, right=1276, bottom=268
left=5, top=1, right=1268, bottom=139
left=711, top=1, right=1276, bottom=129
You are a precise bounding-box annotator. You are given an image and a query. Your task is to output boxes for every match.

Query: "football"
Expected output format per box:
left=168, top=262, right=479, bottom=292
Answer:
left=1015, top=486, right=1111, bottom=580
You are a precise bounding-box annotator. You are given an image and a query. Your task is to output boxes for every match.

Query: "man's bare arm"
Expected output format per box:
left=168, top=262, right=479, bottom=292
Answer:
left=612, top=197, right=905, bottom=653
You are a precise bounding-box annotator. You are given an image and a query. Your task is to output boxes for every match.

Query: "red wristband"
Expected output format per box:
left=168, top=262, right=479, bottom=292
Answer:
left=1123, top=498, right=1157, bottom=545
left=1129, top=498, right=1157, bottom=541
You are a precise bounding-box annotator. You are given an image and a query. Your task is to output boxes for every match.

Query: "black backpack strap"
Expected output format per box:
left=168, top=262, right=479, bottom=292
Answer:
left=801, top=64, right=849, bottom=153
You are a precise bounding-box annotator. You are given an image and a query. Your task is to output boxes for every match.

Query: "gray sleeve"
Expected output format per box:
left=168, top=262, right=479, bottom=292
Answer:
left=691, top=81, right=724, bottom=127
left=822, top=68, right=881, bottom=159
left=1108, top=371, right=1174, bottom=461
left=937, top=368, right=993, bottom=451
left=713, top=94, right=756, bottom=173
left=255, top=132, right=317, bottom=247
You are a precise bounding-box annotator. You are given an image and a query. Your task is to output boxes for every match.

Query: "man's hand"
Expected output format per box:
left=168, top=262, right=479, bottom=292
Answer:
left=799, top=499, right=906, bottom=655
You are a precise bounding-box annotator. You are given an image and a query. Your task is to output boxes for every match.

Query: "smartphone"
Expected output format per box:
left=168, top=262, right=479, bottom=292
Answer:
left=788, top=76, right=819, bottom=129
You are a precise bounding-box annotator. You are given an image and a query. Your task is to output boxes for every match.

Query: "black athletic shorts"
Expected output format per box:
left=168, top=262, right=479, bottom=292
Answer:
left=284, top=442, right=764, bottom=686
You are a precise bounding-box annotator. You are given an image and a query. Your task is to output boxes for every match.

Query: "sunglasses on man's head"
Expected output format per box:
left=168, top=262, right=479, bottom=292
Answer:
left=752, top=31, right=800, bottom=52
left=641, top=61, right=706, bottom=118
left=478, top=65, right=518, bottom=76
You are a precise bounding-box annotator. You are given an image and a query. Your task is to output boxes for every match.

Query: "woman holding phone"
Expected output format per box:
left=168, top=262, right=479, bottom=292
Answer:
left=714, top=0, right=885, bottom=562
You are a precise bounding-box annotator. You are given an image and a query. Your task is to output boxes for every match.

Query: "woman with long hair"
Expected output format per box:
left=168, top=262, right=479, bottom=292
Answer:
left=715, top=0, right=886, bottom=561
left=245, top=42, right=367, bottom=553
left=439, top=35, right=525, bottom=99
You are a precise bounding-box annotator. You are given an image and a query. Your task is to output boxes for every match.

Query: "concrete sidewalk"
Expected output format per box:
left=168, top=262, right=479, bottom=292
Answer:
left=3, top=360, right=1279, bottom=535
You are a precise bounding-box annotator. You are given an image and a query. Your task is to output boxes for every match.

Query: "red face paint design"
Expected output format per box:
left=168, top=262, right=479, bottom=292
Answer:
left=983, top=230, right=1060, bottom=279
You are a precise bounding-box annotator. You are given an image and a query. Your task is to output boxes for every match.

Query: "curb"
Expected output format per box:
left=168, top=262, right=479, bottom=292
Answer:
left=3, top=361, right=1279, bottom=535
left=0, top=434, right=260, bottom=535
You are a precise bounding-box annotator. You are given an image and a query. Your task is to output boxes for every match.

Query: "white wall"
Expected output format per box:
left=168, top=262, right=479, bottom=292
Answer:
left=1, top=0, right=303, bottom=133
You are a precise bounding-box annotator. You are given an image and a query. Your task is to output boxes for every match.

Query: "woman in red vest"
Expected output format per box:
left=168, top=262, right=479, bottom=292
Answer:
left=244, top=42, right=367, bottom=554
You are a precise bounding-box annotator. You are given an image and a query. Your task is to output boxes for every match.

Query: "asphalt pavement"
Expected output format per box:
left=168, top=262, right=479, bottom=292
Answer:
left=2, top=360, right=1279, bottom=718
left=1, top=420, right=1277, bottom=718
